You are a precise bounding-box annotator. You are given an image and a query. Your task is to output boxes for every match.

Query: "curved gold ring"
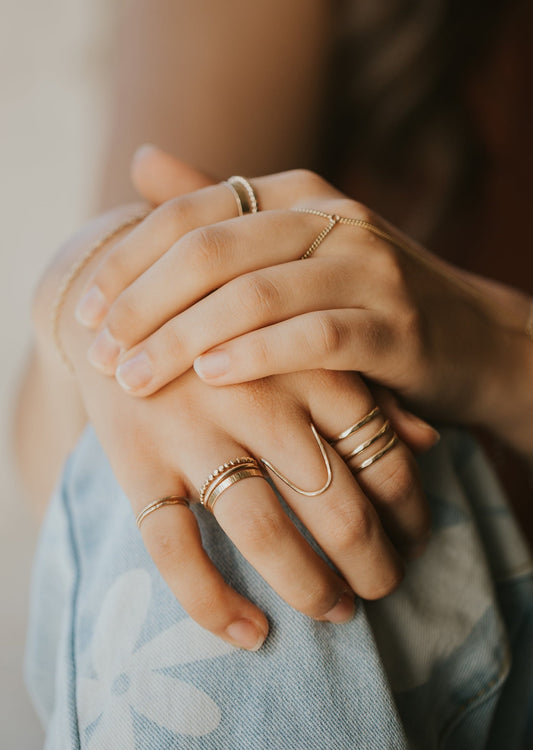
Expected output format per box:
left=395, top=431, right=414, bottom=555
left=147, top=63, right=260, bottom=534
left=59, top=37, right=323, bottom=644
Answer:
left=136, top=496, right=190, bottom=529
left=225, top=175, right=259, bottom=215
left=260, top=423, right=332, bottom=497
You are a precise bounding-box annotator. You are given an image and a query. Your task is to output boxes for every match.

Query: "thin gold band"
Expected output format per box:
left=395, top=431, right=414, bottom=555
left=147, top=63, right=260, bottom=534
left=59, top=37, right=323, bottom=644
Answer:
left=225, top=176, right=259, bottom=215
left=341, top=420, right=392, bottom=462
left=355, top=434, right=399, bottom=472
left=329, top=406, right=381, bottom=445
left=260, top=423, right=332, bottom=497
left=136, top=496, right=190, bottom=529
left=52, top=208, right=151, bottom=370
left=205, top=467, right=267, bottom=513
left=295, top=208, right=413, bottom=260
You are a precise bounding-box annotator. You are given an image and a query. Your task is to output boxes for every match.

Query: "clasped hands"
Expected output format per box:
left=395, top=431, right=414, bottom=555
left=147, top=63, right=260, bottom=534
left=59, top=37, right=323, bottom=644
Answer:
left=58, top=148, right=506, bottom=650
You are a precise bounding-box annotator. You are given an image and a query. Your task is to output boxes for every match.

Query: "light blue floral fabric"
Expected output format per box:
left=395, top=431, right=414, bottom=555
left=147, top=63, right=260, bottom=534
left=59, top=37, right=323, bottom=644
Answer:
left=26, top=427, right=533, bottom=749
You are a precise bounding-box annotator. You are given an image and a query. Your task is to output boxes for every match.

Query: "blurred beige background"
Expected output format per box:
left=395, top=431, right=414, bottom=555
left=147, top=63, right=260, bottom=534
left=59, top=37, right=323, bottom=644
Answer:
left=1, top=1, right=112, bottom=745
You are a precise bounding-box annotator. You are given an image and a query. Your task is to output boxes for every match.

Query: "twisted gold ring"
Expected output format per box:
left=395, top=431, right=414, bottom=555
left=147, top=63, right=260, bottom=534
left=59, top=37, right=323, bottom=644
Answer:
left=136, top=496, right=190, bottom=529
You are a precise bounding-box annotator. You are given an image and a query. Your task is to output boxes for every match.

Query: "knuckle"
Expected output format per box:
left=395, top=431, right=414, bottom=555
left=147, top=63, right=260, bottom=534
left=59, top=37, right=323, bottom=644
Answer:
left=311, top=312, right=344, bottom=357
left=236, top=273, right=282, bottom=319
left=327, top=501, right=376, bottom=553
left=185, top=225, right=232, bottom=278
left=157, top=194, right=196, bottom=235
left=288, top=168, right=327, bottom=195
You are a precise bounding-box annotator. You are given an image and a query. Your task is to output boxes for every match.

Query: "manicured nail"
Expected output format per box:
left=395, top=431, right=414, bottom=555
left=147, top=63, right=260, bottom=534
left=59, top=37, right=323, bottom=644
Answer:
left=116, top=352, right=153, bottom=391
left=225, top=619, right=267, bottom=651
left=88, top=327, right=121, bottom=371
left=194, top=350, right=230, bottom=380
left=404, top=412, right=440, bottom=445
left=323, top=591, right=356, bottom=624
left=76, top=286, right=108, bottom=327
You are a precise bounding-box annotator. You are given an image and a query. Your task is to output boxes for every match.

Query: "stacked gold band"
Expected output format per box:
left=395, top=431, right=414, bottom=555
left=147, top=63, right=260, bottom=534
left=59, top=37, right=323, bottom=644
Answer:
left=295, top=207, right=413, bottom=260
left=225, top=176, right=259, bottom=215
left=200, top=457, right=266, bottom=513
left=136, top=495, right=190, bottom=529
left=331, top=406, right=398, bottom=472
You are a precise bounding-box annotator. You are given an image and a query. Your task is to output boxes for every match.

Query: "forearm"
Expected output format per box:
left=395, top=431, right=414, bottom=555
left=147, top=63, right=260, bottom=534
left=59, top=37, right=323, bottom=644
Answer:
left=98, top=0, right=332, bottom=207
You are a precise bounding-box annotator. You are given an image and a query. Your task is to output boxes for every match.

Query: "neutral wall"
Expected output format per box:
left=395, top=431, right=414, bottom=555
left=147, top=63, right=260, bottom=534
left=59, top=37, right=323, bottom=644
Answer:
left=1, top=1, right=112, bottom=746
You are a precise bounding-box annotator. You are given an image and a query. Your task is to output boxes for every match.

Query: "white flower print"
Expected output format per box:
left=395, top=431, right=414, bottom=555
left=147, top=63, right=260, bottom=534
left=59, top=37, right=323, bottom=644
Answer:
left=78, top=569, right=235, bottom=748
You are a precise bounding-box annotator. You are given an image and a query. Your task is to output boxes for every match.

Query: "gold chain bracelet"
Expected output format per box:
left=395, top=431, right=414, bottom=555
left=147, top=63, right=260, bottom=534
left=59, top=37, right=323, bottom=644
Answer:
left=51, top=208, right=150, bottom=370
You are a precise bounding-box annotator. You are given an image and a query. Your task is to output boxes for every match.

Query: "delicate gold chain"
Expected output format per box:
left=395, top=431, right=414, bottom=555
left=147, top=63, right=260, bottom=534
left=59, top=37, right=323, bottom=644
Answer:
left=295, top=207, right=414, bottom=259
left=51, top=209, right=150, bottom=371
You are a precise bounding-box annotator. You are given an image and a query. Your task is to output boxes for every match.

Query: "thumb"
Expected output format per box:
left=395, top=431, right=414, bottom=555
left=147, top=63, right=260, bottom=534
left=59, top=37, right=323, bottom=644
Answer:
left=131, top=144, right=214, bottom=205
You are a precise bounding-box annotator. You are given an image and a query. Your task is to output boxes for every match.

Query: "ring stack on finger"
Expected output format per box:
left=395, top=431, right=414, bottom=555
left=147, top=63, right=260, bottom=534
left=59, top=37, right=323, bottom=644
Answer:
left=200, top=456, right=266, bottom=513
left=224, top=176, right=259, bottom=216
left=330, top=406, right=398, bottom=472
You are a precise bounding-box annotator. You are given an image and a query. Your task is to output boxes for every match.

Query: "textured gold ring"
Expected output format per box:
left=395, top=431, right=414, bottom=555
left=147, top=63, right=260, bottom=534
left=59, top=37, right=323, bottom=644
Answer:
left=136, top=496, right=190, bottom=529
left=199, top=457, right=259, bottom=506
left=225, top=176, right=259, bottom=215
left=204, top=467, right=267, bottom=513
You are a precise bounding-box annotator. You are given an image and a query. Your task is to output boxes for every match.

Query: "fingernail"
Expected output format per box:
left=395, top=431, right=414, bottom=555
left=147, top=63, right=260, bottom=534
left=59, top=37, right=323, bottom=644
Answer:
left=404, top=412, right=441, bottom=445
left=194, top=350, right=230, bottom=379
left=88, top=327, right=121, bottom=371
left=133, top=143, right=158, bottom=164
left=225, top=619, right=267, bottom=651
left=116, top=351, right=153, bottom=391
left=76, top=286, right=108, bottom=328
left=323, top=591, right=356, bottom=624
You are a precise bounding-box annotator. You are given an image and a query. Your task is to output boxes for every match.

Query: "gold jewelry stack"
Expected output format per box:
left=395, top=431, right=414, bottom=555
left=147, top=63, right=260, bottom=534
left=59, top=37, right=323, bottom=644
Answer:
left=224, top=176, right=259, bottom=215
left=200, top=457, right=266, bottom=513
left=330, top=406, right=398, bottom=472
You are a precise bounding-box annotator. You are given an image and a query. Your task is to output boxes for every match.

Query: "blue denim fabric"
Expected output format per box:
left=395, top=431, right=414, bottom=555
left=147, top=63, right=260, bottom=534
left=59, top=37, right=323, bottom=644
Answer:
left=26, top=427, right=533, bottom=749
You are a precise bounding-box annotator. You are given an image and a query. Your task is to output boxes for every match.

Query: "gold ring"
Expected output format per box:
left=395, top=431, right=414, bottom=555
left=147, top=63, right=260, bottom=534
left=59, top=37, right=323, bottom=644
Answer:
left=354, top=433, right=399, bottom=472
left=225, top=176, right=259, bottom=215
left=329, top=406, right=381, bottom=445
left=294, top=207, right=413, bottom=260
left=341, top=420, right=392, bottom=461
left=136, top=495, right=190, bottom=529
left=260, top=423, right=332, bottom=497
left=200, top=457, right=266, bottom=513
left=205, top=467, right=267, bottom=513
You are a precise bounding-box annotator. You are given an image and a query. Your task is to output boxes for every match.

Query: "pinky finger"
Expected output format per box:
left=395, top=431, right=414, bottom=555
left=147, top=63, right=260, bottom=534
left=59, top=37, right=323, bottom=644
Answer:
left=193, top=310, right=391, bottom=385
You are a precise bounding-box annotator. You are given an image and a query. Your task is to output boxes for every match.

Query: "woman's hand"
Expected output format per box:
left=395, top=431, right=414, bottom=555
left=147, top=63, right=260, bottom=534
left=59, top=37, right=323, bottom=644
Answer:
left=75, top=154, right=533, bottom=457
left=42, top=205, right=432, bottom=651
